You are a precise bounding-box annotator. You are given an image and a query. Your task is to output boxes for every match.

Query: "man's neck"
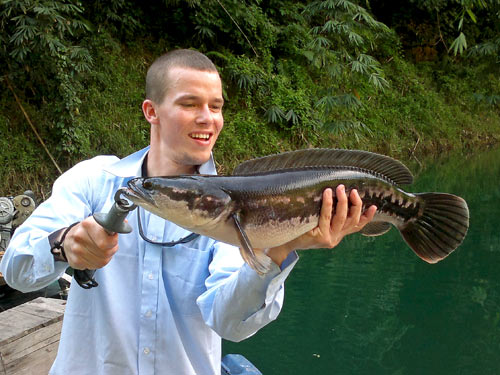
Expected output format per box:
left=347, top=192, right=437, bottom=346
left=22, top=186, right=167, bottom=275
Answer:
left=143, top=152, right=198, bottom=177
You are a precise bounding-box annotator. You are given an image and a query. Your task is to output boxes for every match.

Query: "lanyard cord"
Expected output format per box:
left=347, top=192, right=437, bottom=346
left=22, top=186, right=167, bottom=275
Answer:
left=136, top=207, right=200, bottom=246
left=137, top=154, right=200, bottom=246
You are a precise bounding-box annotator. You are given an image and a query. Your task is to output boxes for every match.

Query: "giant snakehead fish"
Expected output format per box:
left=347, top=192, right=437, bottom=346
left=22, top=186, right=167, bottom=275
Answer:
left=122, top=149, right=469, bottom=274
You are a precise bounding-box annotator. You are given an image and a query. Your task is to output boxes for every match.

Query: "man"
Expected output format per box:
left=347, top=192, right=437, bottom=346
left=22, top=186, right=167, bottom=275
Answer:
left=1, top=49, right=376, bottom=374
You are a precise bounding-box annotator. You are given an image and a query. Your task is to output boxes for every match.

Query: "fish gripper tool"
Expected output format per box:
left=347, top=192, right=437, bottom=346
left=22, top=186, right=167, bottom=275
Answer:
left=73, top=188, right=137, bottom=289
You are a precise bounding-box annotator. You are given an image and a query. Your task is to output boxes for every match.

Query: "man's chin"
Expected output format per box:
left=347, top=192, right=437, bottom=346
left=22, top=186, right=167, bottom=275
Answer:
left=180, top=153, right=212, bottom=171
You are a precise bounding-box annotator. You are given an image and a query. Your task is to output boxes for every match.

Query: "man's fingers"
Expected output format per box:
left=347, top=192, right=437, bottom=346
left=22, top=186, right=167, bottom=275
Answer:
left=318, top=188, right=334, bottom=234
left=65, top=218, right=118, bottom=269
left=358, top=205, right=377, bottom=228
left=340, top=189, right=377, bottom=234
left=346, top=189, right=362, bottom=223
left=83, top=218, right=118, bottom=250
left=346, top=204, right=377, bottom=235
left=331, top=185, right=348, bottom=232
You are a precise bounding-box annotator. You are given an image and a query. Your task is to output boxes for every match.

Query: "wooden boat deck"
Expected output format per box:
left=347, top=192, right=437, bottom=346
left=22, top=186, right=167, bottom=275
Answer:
left=0, top=297, right=66, bottom=374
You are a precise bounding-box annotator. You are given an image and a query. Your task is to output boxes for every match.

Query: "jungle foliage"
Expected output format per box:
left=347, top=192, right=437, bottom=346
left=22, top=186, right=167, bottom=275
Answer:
left=0, top=0, right=499, bottom=195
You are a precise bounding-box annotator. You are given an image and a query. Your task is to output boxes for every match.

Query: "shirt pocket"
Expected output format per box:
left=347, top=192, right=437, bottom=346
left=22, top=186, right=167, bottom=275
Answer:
left=162, top=243, right=213, bottom=316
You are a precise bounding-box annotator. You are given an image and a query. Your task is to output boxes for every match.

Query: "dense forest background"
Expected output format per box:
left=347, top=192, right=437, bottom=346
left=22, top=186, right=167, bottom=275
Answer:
left=0, top=0, right=499, bottom=197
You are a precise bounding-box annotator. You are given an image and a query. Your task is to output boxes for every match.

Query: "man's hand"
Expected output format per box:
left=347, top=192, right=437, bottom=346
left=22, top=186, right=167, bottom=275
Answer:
left=62, top=216, right=119, bottom=270
left=265, top=184, right=377, bottom=266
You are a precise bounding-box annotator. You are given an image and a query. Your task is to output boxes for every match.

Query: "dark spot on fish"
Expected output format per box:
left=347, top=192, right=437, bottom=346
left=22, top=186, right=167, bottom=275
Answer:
left=235, top=186, right=323, bottom=228
left=197, top=195, right=225, bottom=213
left=160, top=187, right=199, bottom=210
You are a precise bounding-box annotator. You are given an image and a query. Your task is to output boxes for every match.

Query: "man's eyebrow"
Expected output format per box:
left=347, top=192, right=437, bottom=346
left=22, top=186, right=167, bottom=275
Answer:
left=175, top=94, right=198, bottom=101
left=175, top=94, right=224, bottom=103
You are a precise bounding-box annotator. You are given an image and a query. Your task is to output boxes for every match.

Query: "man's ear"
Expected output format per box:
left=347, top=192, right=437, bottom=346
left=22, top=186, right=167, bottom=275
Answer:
left=142, top=99, right=159, bottom=125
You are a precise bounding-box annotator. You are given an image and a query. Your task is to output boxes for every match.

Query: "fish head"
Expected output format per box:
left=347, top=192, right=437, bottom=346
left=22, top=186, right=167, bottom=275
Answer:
left=124, top=176, right=233, bottom=229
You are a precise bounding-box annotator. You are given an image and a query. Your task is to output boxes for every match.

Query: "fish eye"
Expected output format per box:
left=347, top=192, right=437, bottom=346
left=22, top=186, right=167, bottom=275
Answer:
left=143, top=180, right=153, bottom=190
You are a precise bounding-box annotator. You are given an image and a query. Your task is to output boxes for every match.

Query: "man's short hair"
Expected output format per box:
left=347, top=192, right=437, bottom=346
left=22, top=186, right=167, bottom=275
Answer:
left=145, top=49, right=219, bottom=104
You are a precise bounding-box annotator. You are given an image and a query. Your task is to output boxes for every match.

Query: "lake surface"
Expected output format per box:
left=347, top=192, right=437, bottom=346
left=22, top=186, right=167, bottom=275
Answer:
left=224, top=147, right=500, bottom=375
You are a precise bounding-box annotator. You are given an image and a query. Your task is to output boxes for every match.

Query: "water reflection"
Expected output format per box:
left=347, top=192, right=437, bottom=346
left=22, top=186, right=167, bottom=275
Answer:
left=224, top=147, right=500, bottom=375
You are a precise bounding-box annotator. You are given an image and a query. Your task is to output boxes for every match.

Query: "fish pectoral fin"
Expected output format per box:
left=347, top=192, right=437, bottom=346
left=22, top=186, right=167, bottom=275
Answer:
left=360, top=222, right=392, bottom=236
left=232, top=212, right=272, bottom=276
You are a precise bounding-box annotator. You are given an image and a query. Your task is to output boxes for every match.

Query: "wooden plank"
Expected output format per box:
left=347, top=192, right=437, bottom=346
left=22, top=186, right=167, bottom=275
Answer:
left=1, top=321, right=62, bottom=363
left=3, top=340, right=60, bottom=375
left=1, top=352, right=7, bottom=375
left=0, top=310, right=50, bottom=345
left=0, top=297, right=66, bottom=375
left=0, top=298, right=65, bottom=345
left=15, top=298, right=65, bottom=320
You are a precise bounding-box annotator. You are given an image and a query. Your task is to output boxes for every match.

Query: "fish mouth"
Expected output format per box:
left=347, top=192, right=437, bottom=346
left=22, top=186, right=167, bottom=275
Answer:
left=122, top=179, right=158, bottom=208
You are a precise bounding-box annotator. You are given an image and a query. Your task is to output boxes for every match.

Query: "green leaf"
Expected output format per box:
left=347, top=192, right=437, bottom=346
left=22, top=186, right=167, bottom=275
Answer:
left=466, top=8, right=477, bottom=23
left=450, top=32, right=468, bottom=55
left=285, top=109, right=299, bottom=125
left=195, top=25, right=215, bottom=39
left=265, top=106, right=286, bottom=124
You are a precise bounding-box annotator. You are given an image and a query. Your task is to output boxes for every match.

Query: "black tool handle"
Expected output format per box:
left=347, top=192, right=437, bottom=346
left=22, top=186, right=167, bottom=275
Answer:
left=74, top=191, right=136, bottom=289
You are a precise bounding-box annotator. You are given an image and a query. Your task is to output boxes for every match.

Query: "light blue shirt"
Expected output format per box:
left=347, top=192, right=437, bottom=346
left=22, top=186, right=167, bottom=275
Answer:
left=1, top=147, right=298, bottom=375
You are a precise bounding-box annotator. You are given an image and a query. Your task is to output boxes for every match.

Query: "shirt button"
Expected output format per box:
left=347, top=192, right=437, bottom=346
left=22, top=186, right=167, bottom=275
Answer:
left=143, top=347, right=150, bottom=355
left=148, top=273, right=154, bottom=280
left=145, top=310, right=152, bottom=318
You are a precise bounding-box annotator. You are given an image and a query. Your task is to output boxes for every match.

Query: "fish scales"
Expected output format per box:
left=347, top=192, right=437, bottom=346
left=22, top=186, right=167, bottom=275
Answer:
left=126, top=168, right=417, bottom=249
left=123, top=148, right=469, bottom=273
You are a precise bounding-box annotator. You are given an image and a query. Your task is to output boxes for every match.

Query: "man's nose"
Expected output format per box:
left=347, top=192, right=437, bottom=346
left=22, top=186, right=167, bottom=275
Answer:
left=195, top=105, right=214, bottom=125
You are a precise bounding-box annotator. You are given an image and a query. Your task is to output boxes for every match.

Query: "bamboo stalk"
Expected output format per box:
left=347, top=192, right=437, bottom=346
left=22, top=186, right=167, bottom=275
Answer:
left=215, top=0, right=258, bottom=57
left=4, top=77, right=63, bottom=175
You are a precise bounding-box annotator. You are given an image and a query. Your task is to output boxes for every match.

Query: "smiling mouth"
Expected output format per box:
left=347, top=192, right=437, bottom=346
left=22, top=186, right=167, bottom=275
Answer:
left=190, top=133, right=211, bottom=141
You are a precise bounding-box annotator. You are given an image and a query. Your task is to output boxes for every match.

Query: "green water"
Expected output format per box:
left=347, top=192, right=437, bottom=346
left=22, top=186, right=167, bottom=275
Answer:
left=224, top=147, right=500, bottom=374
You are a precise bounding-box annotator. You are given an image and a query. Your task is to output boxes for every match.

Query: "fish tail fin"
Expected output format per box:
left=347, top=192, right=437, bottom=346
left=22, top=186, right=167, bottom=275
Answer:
left=400, top=193, right=469, bottom=263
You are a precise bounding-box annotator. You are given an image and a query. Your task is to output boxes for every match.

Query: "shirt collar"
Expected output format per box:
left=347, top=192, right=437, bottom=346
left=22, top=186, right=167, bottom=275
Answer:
left=104, top=146, right=218, bottom=177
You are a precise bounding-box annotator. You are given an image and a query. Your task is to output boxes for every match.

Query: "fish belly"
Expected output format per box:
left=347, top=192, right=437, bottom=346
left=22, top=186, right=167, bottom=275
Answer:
left=234, top=185, right=325, bottom=248
left=245, top=218, right=319, bottom=248
left=194, top=210, right=319, bottom=249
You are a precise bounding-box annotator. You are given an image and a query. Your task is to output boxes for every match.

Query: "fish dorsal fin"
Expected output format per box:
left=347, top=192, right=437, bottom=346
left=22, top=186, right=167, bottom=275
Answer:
left=232, top=148, right=413, bottom=185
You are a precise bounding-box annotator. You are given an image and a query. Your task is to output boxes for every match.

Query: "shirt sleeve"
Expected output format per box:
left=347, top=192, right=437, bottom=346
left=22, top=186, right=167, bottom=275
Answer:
left=196, top=241, right=298, bottom=342
left=0, top=157, right=115, bottom=293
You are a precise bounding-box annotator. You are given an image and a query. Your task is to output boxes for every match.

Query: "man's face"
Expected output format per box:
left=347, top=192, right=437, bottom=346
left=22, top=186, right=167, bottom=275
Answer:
left=149, top=66, right=224, bottom=174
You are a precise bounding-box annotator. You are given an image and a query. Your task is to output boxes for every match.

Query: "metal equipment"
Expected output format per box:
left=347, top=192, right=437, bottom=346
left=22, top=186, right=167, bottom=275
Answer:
left=0, top=191, right=36, bottom=255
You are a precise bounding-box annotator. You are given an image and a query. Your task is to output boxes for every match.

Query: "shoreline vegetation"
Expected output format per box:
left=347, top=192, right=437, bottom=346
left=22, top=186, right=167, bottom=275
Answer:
left=0, top=1, right=498, bottom=197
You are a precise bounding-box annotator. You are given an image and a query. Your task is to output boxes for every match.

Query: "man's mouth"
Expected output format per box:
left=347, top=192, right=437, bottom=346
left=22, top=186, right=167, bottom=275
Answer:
left=190, top=133, right=211, bottom=141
